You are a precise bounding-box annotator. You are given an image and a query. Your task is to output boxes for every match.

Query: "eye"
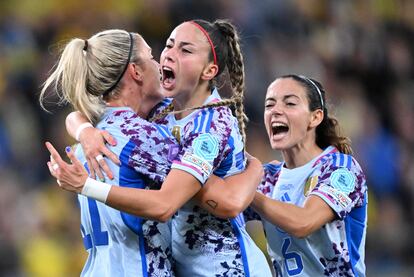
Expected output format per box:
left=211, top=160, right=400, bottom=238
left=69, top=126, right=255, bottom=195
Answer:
left=182, top=48, right=192, bottom=54
left=165, top=43, right=173, bottom=49
left=265, top=103, right=274, bottom=109
left=286, top=102, right=296, bottom=106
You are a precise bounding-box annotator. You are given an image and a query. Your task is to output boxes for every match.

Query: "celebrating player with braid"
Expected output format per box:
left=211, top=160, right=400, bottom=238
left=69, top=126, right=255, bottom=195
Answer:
left=46, top=19, right=272, bottom=277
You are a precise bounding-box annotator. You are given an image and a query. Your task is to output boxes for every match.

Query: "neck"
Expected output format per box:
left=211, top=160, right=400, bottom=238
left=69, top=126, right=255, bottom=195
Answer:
left=281, top=140, right=323, bottom=169
left=106, top=86, right=159, bottom=119
left=174, top=83, right=212, bottom=119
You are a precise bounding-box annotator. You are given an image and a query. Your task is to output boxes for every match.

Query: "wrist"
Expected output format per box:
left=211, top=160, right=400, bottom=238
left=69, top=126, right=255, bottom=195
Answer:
left=81, top=177, right=112, bottom=203
left=75, top=122, right=93, bottom=141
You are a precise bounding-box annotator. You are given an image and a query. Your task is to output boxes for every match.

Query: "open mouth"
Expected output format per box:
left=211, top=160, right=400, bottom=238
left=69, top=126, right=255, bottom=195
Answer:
left=162, top=66, right=176, bottom=89
left=271, top=122, right=289, bottom=136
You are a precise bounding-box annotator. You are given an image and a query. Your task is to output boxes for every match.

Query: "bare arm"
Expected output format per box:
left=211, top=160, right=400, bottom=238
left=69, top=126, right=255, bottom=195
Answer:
left=66, top=111, right=119, bottom=180
left=194, top=154, right=264, bottom=219
left=107, top=169, right=200, bottom=222
left=251, top=192, right=335, bottom=238
left=46, top=141, right=201, bottom=222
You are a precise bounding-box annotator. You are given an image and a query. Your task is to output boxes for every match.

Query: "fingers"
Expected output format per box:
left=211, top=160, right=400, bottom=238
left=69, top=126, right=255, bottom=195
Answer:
left=102, top=130, right=117, bottom=146
left=101, top=145, right=120, bottom=165
left=45, top=142, right=68, bottom=168
left=95, top=154, right=114, bottom=180
left=86, top=157, right=98, bottom=180
left=89, top=155, right=105, bottom=181
left=65, top=146, right=85, bottom=168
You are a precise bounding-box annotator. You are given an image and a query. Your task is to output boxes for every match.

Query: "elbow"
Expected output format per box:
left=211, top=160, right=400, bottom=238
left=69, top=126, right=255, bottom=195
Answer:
left=289, top=221, right=315, bottom=239
left=151, top=202, right=175, bottom=223
left=216, top=197, right=246, bottom=219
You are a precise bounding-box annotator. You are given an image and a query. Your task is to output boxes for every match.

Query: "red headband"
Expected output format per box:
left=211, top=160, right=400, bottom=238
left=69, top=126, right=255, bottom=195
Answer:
left=189, top=21, right=218, bottom=67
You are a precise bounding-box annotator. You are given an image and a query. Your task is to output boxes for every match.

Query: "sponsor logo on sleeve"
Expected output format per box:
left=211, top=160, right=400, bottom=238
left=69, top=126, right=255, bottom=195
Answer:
left=318, top=186, right=352, bottom=210
left=192, top=133, right=219, bottom=162
left=330, top=168, right=356, bottom=194
left=182, top=152, right=213, bottom=176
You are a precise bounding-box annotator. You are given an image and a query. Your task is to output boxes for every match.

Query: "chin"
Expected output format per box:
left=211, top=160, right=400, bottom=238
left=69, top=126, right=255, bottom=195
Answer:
left=161, top=88, right=176, bottom=98
left=270, top=141, right=289, bottom=151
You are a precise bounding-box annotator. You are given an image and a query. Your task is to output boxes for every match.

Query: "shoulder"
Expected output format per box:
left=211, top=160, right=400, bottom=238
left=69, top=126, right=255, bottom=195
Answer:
left=317, top=151, right=365, bottom=182
left=263, top=161, right=283, bottom=176
left=150, top=98, right=173, bottom=117
left=101, top=109, right=174, bottom=143
left=313, top=150, right=367, bottom=209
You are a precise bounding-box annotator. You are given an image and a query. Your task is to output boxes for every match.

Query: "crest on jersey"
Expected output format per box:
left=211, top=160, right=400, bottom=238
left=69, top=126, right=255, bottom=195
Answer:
left=330, top=168, right=356, bottom=194
left=304, top=175, right=318, bottom=196
left=172, top=125, right=181, bottom=143
left=192, top=133, right=219, bottom=162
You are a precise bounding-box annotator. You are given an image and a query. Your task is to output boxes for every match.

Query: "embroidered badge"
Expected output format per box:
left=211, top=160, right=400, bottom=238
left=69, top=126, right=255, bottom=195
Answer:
left=330, top=168, right=356, bottom=194
left=304, top=176, right=318, bottom=196
left=192, top=133, right=219, bottom=162
left=172, top=125, right=181, bottom=143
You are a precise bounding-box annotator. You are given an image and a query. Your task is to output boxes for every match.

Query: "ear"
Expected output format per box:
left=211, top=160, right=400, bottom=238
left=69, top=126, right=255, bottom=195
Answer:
left=129, top=63, right=143, bottom=82
left=200, top=63, right=219, bottom=81
left=309, top=109, right=324, bottom=128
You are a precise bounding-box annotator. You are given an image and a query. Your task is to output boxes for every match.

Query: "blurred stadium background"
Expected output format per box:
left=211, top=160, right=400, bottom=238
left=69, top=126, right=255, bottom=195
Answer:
left=0, top=0, right=413, bottom=276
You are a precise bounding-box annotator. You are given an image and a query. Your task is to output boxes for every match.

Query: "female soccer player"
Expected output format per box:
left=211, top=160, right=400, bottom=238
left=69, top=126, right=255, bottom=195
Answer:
left=40, top=29, right=177, bottom=276
left=47, top=19, right=272, bottom=277
left=245, top=75, right=367, bottom=276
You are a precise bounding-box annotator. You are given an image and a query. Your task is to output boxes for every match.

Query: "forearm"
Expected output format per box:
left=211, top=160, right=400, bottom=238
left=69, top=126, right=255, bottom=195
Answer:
left=66, top=111, right=91, bottom=139
left=196, top=158, right=264, bottom=219
left=105, top=169, right=201, bottom=222
left=251, top=193, right=335, bottom=238
left=251, top=192, right=313, bottom=238
left=106, top=186, right=172, bottom=222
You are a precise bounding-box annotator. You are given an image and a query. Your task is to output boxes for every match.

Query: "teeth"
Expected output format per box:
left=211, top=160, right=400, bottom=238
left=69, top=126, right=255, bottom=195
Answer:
left=272, top=122, right=287, bottom=128
left=162, top=66, right=173, bottom=72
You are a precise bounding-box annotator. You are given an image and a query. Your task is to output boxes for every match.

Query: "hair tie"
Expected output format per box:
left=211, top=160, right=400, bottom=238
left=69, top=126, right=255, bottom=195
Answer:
left=83, top=40, right=88, bottom=51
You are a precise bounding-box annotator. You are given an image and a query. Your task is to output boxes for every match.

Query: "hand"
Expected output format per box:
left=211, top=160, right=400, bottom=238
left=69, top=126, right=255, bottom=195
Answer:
left=45, top=141, right=89, bottom=194
left=245, top=152, right=264, bottom=177
left=78, top=127, right=119, bottom=181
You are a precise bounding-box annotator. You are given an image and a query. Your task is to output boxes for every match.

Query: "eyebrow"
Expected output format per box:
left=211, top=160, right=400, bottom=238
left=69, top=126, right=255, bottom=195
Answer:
left=265, top=94, right=300, bottom=102
left=167, top=38, right=195, bottom=47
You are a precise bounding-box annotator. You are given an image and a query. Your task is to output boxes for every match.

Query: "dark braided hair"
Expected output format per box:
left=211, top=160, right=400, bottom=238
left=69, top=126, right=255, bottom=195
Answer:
left=168, top=19, right=248, bottom=143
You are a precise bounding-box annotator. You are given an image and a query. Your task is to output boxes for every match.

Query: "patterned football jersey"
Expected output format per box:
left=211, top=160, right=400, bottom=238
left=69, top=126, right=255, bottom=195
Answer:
left=76, top=107, right=178, bottom=277
left=158, top=89, right=272, bottom=277
left=246, top=146, right=367, bottom=277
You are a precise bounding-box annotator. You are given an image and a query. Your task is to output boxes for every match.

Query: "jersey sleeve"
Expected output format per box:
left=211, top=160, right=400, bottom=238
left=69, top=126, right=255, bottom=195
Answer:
left=105, top=110, right=178, bottom=184
left=244, top=163, right=281, bottom=222
left=171, top=107, right=235, bottom=185
left=309, top=153, right=367, bottom=220
left=148, top=98, right=173, bottom=123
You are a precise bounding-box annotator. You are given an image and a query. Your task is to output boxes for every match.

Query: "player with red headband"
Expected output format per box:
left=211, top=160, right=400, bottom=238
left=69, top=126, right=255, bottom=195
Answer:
left=48, top=19, right=272, bottom=276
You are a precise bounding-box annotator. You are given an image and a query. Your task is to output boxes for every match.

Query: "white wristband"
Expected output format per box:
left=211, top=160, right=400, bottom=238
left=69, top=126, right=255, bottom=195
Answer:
left=75, top=122, right=93, bottom=141
left=81, top=177, right=112, bottom=203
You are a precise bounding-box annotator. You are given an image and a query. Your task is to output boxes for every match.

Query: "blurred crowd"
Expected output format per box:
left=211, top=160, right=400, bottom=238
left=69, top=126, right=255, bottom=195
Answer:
left=0, top=0, right=413, bottom=276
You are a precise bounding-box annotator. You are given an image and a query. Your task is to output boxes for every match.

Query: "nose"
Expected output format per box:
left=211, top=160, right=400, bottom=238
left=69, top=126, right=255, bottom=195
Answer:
left=162, top=48, right=176, bottom=64
left=270, top=103, right=283, bottom=115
